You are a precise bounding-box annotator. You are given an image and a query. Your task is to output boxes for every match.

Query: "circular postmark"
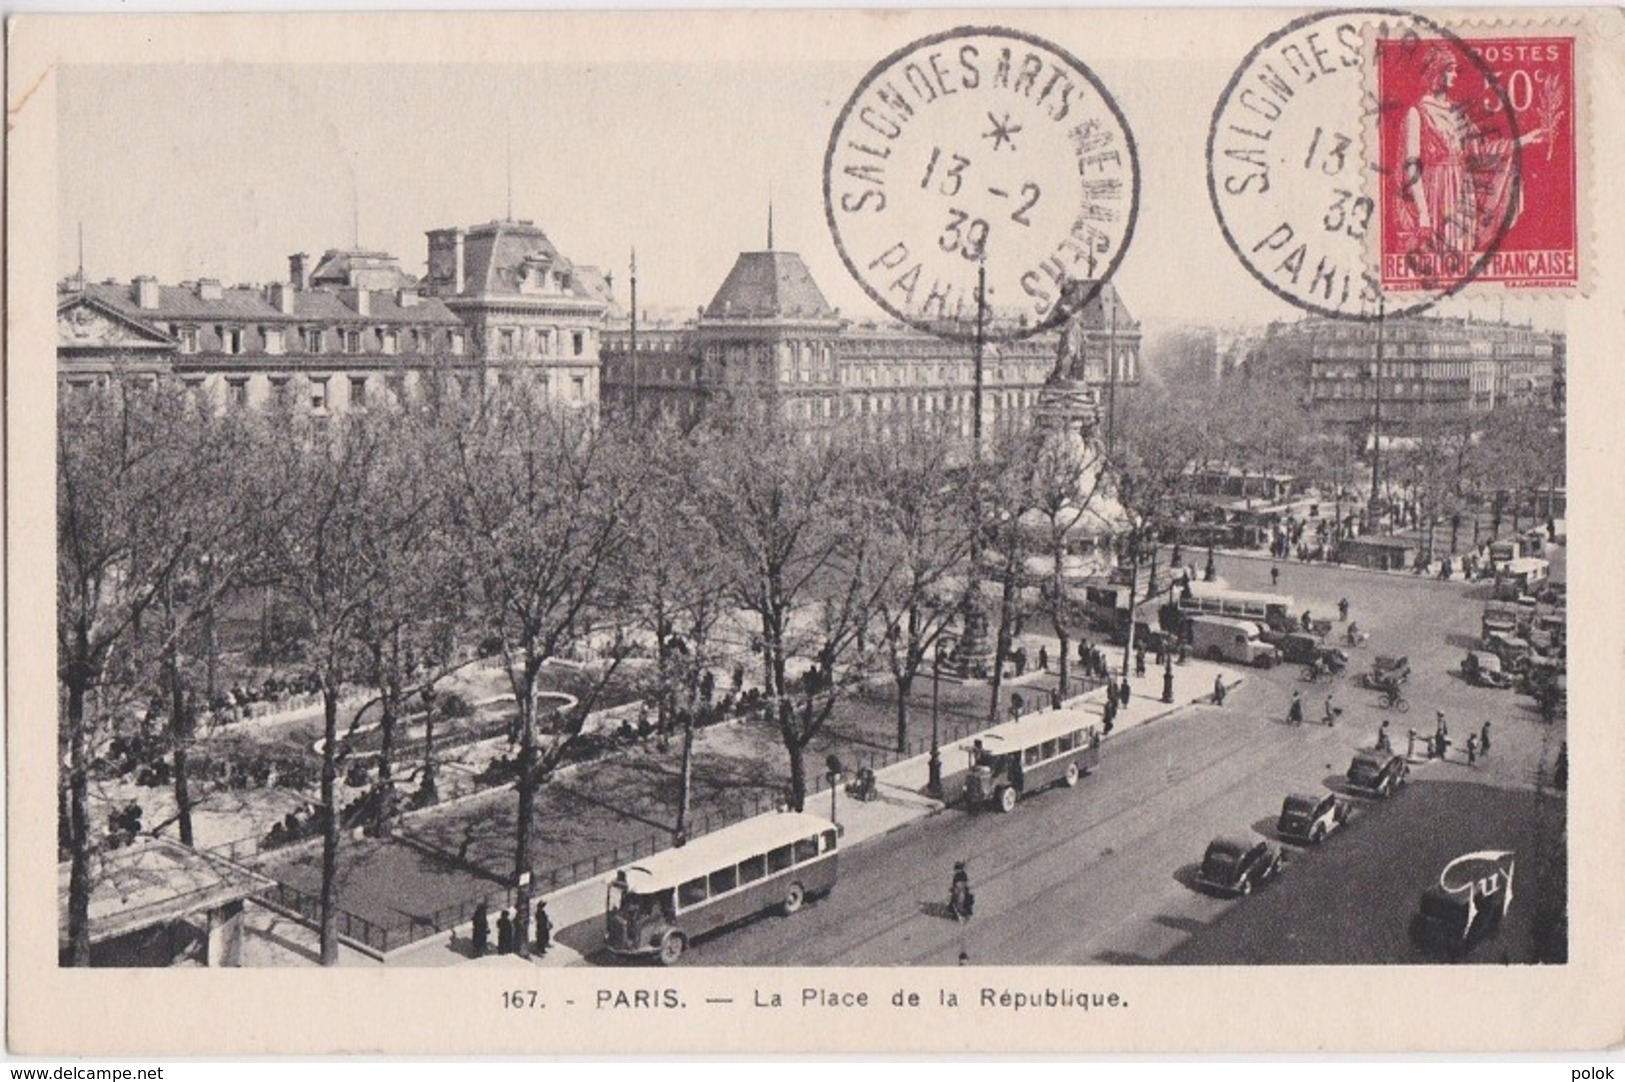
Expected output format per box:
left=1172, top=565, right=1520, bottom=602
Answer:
left=824, top=26, right=1139, bottom=342
left=1207, top=9, right=1523, bottom=320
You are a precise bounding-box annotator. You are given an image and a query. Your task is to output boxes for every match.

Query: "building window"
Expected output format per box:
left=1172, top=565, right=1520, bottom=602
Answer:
left=310, top=377, right=329, bottom=411
left=305, top=328, right=324, bottom=354
left=222, top=327, right=244, bottom=355
left=572, top=375, right=585, bottom=401
left=342, top=330, right=362, bottom=355
left=500, top=329, right=516, bottom=357
left=227, top=378, right=248, bottom=407
left=269, top=376, right=290, bottom=405
left=449, top=332, right=465, bottom=356
left=178, top=327, right=199, bottom=354
left=350, top=376, right=368, bottom=408
left=264, top=327, right=285, bottom=355
left=380, top=330, right=398, bottom=355
left=497, top=372, right=514, bottom=391
left=572, top=331, right=585, bottom=357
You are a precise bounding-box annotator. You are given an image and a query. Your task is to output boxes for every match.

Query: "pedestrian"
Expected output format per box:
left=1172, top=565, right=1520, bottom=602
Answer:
left=1213, top=674, right=1226, bottom=706
left=1338, top=597, right=1349, bottom=621
left=1050, top=686, right=1063, bottom=711
left=1323, top=695, right=1336, bottom=726
left=1271, top=565, right=1280, bottom=587
left=1038, top=645, right=1049, bottom=672
left=1301, top=609, right=1313, bottom=631
left=1102, top=696, right=1116, bottom=735
left=471, top=901, right=490, bottom=958
left=1434, top=712, right=1450, bottom=759
left=1288, top=691, right=1304, bottom=726
left=496, top=908, right=514, bottom=954
left=1480, top=721, right=1492, bottom=758
left=1106, top=679, right=1118, bottom=711
left=1135, top=648, right=1146, bottom=678
left=1466, top=733, right=1478, bottom=766
left=1377, top=719, right=1392, bottom=752
left=949, top=861, right=972, bottom=922
left=535, top=899, right=552, bottom=955
left=1118, top=677, right=1131, bottom=708
left=1014, top=647, right=1027, bottom=676
left=1010, top=692, right=1025, bottom=721
left=1079, top=640, right=1089, bottom=667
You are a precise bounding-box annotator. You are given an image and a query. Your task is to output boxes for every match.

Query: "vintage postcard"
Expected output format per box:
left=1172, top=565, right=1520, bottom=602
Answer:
left=7, top=7, right=1624, bottom=1056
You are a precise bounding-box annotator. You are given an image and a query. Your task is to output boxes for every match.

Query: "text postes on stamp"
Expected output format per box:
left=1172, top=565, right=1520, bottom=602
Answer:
left=1377, top=34, right=1577, bottom=293
left=824, top=26, right=1139, bottom=343
left=1207, top=9, right=1522, bottom=320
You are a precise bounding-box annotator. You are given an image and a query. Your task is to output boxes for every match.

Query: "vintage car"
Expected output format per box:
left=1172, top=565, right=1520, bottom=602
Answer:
left=1462, top=650, right=1513, bottom=689
left=1274, top=632, right=1323, bottom=665
left=1360, top=654, right=1410, bottom=689
left=1195, top=836, right=1283, bottom=896
left=1409, top=882, right=1507, bottom=959
left=1484, top=631, right=1532, bottom=673
left=1346, top=750, right=1409, bottom=797
left=1276, top=791, right=1350, bottom=844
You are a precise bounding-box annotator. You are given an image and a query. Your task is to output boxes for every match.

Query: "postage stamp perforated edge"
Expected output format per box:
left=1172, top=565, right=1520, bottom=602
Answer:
left=1358, top=14, right=1592, bottom=300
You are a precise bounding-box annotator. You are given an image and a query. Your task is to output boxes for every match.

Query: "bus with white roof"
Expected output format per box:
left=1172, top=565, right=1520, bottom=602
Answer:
left=963, top=706, right=1102, bottom=813
left=604, top=811, right=838, bottom=965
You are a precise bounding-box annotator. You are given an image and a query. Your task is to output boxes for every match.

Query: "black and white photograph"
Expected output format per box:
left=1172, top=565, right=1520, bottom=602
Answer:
left=8, top=7, right=1624, bottom=1057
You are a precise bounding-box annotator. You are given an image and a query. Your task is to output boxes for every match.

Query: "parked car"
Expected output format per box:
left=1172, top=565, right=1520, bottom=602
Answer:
left=1461, top=650, right=1513, bottom=689
left=1365, top=654, right=1411, bottom=686
left=1346, top=750, right=1409, bottom=797
left=1274, top=632, right=1322, bottom=665
left=1195, top=836, right=1283, bottom=896
left=1276, top=791, right=1350, bottom=844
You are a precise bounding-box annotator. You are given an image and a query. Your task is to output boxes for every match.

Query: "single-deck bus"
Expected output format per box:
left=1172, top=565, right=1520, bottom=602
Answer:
left=604, top=811, right=837, bottom=965
left=1178, top=584, right=1296, bottom=633
left=964, top=706, right=1102, bottom=812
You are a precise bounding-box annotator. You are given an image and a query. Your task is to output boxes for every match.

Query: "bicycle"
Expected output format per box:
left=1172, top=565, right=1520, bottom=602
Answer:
left=1380, top=687, right=1410, bottom=713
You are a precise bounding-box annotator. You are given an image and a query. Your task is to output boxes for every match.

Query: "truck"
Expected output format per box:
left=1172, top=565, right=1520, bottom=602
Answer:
left=1188, top=615, right=1279, bottom=668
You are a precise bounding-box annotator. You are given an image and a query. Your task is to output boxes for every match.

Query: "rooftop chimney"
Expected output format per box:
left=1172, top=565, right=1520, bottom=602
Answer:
left=197, top=278, right=224, bottom=301
left=133, top=276, right=160, bottom=309
left=267, top=281, right=295, bottom=315
left=289, top=252, right=311, bottom=291
left=397, top=289, right=418, bottom=308
left=342, top=287, right=371, bottom=317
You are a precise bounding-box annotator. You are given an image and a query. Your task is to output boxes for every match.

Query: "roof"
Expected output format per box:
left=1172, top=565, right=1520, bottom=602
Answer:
left=456, top=219, right=605, bottom=302
left=1204, top=836, right=1252, bottom=856
left=615, top=811, right=835, bottom=893
left=58, top=837, right=273, bottom=948
left=970, top=704, right=1099, bottom=751
left=703, top=251, right=837, bottom=320
left=76, top=282, right=460, bottom=326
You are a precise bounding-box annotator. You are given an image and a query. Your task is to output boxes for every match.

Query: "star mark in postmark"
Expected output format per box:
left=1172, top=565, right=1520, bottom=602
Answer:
left=983, top=111, right=1022, bottom=152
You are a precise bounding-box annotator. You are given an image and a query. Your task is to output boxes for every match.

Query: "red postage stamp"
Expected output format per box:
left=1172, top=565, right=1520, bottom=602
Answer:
left=1377, top=33, right=1578, bottom=292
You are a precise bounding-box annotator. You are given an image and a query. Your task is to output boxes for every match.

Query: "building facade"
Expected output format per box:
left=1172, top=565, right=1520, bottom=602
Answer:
left=57, top=248, right=467, bottom=413
left=600, top=247, right=1142, bottom=434
left=1254, top=316, right=1565, bottom=436
left=57, top=217, right=611, bottom=413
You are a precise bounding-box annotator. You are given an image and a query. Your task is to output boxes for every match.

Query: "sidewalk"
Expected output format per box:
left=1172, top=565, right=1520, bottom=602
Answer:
left=383, top=656, right=1244, bottom=967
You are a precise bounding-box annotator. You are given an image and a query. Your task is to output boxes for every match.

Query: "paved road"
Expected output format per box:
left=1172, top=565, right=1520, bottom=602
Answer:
left=559, top=553, right=1565, bottom=967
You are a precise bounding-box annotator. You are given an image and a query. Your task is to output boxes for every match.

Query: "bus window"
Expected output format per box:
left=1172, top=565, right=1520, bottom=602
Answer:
left=821, top=829, right=837, bottom=851
left=678, top=876, right=708, bottom=908
left=708, top=866, right=738, bottom=896
left=768, top=845, right=794, bottom=873
left=739, top=854, right=767, bottom=884
left=1024, top=746, right=1041, bottom=767
left=793, top=836, right=819, bottom=863
left=1041, top=739, right=1057, bottom=760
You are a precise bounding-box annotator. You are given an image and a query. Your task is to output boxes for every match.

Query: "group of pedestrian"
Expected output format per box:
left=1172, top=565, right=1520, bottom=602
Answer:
left=469, top=899, right=552, bottom=959
left=1077, top=640, right=1110, bottom=683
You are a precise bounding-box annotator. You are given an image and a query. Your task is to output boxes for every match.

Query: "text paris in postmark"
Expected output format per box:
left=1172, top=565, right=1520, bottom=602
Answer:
left=1206, top=9, right=1576, bottom=319
left=824, top=26, right=1139, bottom=342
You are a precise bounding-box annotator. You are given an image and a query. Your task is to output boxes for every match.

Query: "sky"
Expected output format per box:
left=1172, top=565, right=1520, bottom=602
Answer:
left=56, top=36, right=1558, bottom=333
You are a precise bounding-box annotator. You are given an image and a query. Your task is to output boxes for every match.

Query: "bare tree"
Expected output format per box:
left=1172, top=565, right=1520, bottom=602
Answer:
left=698, top=411, right=891, bottom=811
left=57, top=374, right=229, bottom=963
left=446, top=381, right=633, bottom=956
left=254, top=402, right=437, bottom=964
left=861, top=430, right=980, bottom=752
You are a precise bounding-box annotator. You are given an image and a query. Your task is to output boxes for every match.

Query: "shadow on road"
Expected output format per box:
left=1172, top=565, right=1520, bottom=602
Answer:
left=1092, top=950, right=1154, bottom=965
left=1172, top=862, right=1205, bottom=893
left=1153, top=914, right=1207, bottom=936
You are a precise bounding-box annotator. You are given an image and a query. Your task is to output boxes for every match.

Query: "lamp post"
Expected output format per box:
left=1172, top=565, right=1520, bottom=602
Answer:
left=824, top=754, right=843, bottom=828
left=929, top=636, right=955, bottom=799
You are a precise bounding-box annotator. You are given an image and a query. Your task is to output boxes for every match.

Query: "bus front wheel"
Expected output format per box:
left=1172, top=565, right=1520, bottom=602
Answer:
left=997, top=786, right=1018, bottom=813
left=1063, top=762, right=1080, bottom=788
left=657, top=932, right=686, bottom=966
left=783, top=882, right=806, bottom=915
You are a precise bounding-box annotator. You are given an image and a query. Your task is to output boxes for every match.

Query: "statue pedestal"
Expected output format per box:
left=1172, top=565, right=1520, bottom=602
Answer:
left=944, top=599, right=995, bottom=681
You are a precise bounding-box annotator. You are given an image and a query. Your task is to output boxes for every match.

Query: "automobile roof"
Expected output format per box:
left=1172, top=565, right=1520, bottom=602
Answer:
left=614, top=811, right=834, bottom=893
left=1204, top=836, right=1253, bottom=855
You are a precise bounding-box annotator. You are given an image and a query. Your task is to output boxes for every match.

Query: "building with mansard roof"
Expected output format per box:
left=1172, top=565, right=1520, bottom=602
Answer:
left=601, top=244, right=1141, bottom=436
left=57, top=249, right=468, bottom=413
left=422, top=218, right=613, bottom=407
